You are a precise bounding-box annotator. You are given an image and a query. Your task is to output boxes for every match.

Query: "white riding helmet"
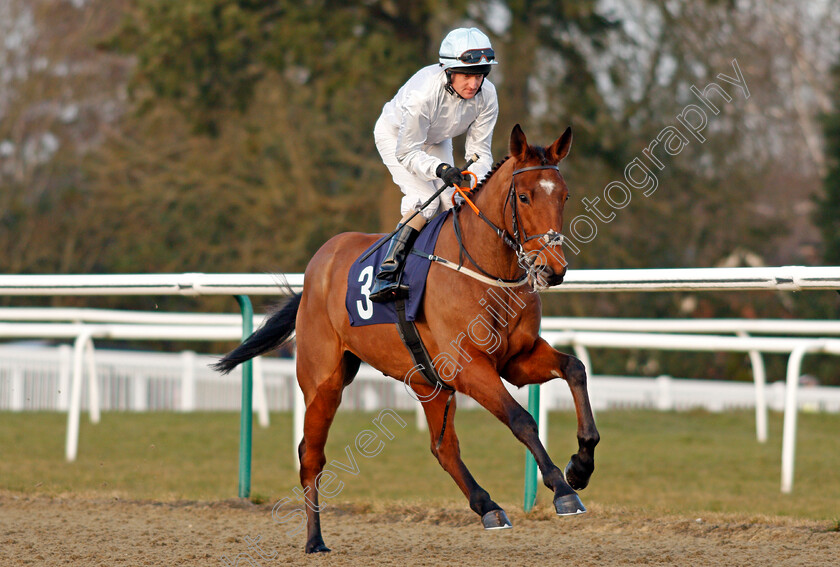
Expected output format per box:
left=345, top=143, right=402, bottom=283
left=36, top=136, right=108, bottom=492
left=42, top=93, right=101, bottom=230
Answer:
left=438, top=27, right=498, bottom=74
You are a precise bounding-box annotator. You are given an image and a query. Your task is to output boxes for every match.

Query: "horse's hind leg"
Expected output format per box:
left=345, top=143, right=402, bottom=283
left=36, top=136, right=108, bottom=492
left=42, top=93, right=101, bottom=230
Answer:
left=415, top=384, right=511, bottom=529
left=296, top=349, right=359, bottom=554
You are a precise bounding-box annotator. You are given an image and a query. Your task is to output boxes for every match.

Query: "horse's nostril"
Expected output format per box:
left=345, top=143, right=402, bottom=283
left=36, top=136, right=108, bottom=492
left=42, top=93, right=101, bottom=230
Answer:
left=546, top=268, right=566, bottom=286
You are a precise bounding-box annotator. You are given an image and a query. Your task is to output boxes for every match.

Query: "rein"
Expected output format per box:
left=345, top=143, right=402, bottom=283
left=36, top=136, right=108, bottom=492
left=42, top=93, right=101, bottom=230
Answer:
left=410, top=249, right=529, bottom=287
left=450, top=163, right=564, bottom=286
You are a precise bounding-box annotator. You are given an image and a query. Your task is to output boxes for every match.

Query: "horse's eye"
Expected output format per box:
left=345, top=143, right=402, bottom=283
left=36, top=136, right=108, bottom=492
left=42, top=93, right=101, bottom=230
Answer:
left=565, top=194, right=570, bottom=202
left=518, top=193, right=529, bottom=204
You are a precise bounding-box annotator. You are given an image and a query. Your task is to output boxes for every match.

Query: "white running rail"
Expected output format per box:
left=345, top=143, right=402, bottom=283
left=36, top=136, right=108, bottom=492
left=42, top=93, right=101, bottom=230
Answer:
left=1, top=266, right=839, bottom=493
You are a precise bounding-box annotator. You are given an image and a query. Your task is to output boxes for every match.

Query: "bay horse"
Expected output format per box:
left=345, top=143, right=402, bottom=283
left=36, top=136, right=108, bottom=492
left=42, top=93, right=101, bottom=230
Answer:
left=215, top=125, right=600, bottom=553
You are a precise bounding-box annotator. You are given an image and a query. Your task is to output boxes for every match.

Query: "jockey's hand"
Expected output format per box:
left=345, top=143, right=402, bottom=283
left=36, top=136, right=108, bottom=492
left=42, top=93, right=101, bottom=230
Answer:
left=436, top=163, right=467, bottom=187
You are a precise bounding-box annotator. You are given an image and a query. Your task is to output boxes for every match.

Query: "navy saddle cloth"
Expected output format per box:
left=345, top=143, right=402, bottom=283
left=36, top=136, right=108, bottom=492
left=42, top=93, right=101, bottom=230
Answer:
left=346, top=211, right=449, bottom=327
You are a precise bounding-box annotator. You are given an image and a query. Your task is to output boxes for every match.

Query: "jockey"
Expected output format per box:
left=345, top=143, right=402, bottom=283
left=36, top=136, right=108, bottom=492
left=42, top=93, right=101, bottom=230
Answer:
left=369, top=27, right=499, bottom=303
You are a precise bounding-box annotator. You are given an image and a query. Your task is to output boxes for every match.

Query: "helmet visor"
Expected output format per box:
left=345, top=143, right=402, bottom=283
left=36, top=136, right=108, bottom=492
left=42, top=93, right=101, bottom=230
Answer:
left=441, top=48, right=495, bottom=65
left=448, top=64, right=491, bottom=76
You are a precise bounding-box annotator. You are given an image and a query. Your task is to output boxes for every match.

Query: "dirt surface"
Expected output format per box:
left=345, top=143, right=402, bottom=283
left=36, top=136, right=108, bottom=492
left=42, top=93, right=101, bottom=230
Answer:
left=2, top=493, right=838, bottom=566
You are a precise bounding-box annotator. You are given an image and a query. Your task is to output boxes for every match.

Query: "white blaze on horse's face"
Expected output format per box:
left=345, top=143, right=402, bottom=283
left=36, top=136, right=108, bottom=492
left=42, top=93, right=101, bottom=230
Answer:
left=539, top=179, right=557, bottom=195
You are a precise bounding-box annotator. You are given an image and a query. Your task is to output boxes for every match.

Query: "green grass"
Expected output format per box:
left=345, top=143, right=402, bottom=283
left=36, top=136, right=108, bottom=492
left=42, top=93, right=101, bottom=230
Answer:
left=1, top=409, right=839, bottom=520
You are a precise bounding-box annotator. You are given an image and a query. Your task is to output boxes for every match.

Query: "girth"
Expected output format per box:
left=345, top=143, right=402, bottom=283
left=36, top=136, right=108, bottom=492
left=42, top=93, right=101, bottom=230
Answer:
left=393, top=298, right=454, bottom=450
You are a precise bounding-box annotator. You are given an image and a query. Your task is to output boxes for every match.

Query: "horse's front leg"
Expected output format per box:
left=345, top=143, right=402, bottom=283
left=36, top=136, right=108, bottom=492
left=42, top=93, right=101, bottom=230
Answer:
left=457, top=357, right=585, bottom=515
left=503, top=337, right=600, bottom=493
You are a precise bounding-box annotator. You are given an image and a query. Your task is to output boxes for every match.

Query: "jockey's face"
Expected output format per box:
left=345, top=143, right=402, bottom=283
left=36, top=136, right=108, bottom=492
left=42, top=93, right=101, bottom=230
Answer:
left=450, top=72, right=484, bottom=99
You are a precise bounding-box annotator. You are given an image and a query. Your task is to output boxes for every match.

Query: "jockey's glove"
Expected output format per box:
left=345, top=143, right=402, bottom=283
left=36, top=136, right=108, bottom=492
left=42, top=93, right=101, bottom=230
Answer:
left=436, top=163, right=467, bottom=187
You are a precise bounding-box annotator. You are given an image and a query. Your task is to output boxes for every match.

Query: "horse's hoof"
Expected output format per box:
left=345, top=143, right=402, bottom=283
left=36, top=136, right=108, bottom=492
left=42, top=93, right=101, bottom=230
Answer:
left=305, top=541, right=331, bottom=554
left=481, top=509, right=513, bottom=530
left=564, top=456, right=590, bottom=490
left=554, top=493, right=586, bottom=516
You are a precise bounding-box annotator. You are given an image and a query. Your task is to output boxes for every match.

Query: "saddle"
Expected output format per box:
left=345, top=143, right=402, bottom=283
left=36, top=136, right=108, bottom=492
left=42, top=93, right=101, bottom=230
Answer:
left=346, top=211, right=449, bottom=327
left=345, top=212, right=454, bottom=437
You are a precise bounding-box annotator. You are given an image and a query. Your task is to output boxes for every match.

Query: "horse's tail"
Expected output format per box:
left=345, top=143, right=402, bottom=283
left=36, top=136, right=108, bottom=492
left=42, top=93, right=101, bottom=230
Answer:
left=212, top=293, right=302, bottom=374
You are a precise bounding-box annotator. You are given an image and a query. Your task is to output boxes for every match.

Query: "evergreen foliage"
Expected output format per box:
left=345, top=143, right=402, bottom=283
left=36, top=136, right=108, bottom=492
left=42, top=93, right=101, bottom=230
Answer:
left=814, top=64, right=840, bottom=264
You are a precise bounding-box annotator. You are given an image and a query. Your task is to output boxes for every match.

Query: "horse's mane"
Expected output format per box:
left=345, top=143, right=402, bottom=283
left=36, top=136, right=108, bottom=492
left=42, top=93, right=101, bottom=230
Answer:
left=466, top=155, right=511, bottom=199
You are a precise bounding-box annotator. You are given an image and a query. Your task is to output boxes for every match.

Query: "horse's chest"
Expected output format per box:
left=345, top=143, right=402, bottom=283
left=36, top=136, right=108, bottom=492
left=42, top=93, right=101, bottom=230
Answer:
left=436, top=304, right=536, bottom=365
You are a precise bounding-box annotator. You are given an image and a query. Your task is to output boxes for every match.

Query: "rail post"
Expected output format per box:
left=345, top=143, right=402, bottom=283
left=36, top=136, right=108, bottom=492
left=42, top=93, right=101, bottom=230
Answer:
left=737, top=331, right=768, bottom=443
left=523, top=383, right=540, bottom=511
left=235, top=295, right=254, bottom=499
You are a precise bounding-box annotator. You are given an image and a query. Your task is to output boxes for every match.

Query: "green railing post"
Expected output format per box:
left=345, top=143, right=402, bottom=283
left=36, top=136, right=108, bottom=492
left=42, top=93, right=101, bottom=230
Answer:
left=235, top=295, right=254, bottom=499
left=523, top=383, right=540, bottom=512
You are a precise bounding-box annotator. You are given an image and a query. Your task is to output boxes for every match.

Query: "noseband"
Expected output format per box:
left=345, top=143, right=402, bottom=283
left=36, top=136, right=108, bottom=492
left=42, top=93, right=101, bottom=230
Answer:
left=451, top=163, right=566, bottom=284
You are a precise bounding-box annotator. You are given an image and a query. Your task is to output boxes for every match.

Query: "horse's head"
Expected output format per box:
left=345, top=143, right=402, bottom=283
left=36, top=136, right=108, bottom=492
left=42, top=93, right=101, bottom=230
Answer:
left=506, top=124, right=573, bottom=288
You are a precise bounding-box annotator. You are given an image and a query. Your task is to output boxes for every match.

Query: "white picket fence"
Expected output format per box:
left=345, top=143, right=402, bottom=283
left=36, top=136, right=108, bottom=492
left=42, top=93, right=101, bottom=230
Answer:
left=3, top=343, right=839, bottom=415
left=0, top=345, right=421, bottom=414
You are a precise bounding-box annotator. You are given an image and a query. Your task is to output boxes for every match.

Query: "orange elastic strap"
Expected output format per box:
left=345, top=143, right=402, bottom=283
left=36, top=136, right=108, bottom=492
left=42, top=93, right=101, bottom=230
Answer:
left=451, top=171, right=480, bottom=215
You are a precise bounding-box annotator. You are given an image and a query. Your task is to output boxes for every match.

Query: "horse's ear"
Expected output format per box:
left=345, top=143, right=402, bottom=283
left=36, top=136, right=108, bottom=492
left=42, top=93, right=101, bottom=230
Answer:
left=509, top=124, right=528, bottom=158
left=547, top=126, right=573, bottom=163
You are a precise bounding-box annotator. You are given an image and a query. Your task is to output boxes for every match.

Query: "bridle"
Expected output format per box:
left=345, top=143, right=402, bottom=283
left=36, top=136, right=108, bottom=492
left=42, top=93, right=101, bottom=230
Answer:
left=451, top=163, right=566, bottom=285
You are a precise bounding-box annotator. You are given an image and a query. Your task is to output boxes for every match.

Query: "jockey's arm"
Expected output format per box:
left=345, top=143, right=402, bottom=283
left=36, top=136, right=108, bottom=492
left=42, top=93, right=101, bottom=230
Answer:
left=394, top=102, right=441, bottom=181
left=463, top=84, right=498, bottom=181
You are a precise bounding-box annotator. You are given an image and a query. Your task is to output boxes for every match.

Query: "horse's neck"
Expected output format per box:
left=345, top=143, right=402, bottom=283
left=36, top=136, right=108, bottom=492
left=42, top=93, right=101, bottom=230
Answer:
left=457, top=164, right=522, bottom=281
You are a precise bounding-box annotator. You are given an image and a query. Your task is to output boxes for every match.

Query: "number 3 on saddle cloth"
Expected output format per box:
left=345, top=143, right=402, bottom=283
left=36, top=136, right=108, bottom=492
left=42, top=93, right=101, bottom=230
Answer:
left=346, top=211, right=450, bottom=327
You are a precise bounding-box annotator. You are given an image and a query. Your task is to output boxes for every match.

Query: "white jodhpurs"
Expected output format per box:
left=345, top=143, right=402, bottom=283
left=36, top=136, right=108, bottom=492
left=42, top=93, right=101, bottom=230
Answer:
left=374, top=120, right=457, bottom=220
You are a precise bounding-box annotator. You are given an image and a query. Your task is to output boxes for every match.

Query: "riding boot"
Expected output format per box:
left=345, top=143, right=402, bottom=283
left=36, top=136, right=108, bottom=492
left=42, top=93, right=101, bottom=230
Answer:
left=369, top=223, right=420, bottom=303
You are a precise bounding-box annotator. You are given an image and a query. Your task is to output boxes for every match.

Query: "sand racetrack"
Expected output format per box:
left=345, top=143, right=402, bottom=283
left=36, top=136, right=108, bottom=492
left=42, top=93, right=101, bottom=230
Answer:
left=2, top=493, right=838, bottom=566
